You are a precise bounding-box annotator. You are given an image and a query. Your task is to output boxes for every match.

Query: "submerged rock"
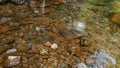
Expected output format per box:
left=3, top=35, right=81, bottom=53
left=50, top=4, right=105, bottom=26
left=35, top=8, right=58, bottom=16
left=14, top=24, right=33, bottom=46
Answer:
left=7, top=49, right=17, bottom=53
left=7, top=56, right=21, bottom=67
left=44, top=41, right=52, bottom=47
left=74, top=63, right=88, bottom=68
left=109, top=1, right=120, bottom=24
left=0, top=0, right=26, bottom=5
left=51, top=43, right=58, bottom=49
left=109, top=12, right=120, bottom=24
left=0, top=0, right=8, bottom=5
left=86, top=51, right=116, bottom=68
left=60, top=29, right=81, bottom=40
left=72, top=21, right=85, bottom=35
left=11, top=0, right=25, bottom=4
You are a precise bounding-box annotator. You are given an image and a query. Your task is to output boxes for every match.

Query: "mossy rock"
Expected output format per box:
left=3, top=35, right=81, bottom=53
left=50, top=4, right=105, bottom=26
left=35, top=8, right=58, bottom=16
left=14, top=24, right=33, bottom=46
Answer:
left=88, top=0, right=113, bottom=5
left=108, top=1, right=120, bottom=24
left=109, top=1, right=120, bottom=12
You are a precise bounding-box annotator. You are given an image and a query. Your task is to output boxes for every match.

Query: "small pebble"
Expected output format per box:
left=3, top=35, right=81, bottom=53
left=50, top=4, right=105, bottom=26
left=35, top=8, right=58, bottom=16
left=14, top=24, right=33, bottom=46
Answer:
left=51, top=43, right=58, bottom=49
left=35, top=27, right=40, bottom=31
left=21, top=40, right=26, bottom=45
left=34, top=10, right=40, bottom=14
left=40, top=47, right=48, bottom=55
left=7, top=49, right=17, bottom=53
left=45, top=41, right=52, bottom=47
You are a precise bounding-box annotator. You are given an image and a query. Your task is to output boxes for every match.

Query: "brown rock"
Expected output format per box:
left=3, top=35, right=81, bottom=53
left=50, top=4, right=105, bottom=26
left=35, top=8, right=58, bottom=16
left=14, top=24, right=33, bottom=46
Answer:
left=74, top=39, right=80, bottom=44
left=22, top=56, right=28, bottom=64
left=28, top=59, right=37, bottom=65
left=0, top=25, right=9, bottom=33
left=32, top=45, right=39, bottom=53
left=0, top=56, right=4, bottom=64
left=54, top=22, right=59, bottom=27
left=50, top=52, right=58, bottom=57
left=109, top=12, right=120, bottom=24
left=80, top=37, right=93, bottom=46
left=51, top=27, right=58, bottom=33
left=73, top=46, right=81, bottom=57
left=60, top=29, right=80, bottom=40
left=39, top=17, right=52, bottom=27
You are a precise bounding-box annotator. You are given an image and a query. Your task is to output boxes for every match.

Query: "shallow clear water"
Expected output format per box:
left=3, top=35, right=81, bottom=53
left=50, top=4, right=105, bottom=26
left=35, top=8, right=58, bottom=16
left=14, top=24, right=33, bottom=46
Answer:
left=0, top=0, right=120, bottom=68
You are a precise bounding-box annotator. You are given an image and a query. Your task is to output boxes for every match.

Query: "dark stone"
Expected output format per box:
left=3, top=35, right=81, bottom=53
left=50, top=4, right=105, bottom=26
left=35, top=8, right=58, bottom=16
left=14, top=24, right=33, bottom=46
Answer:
left=10, top=0, right=26, bottom=5
left=0, top=0, right=8, bottom=5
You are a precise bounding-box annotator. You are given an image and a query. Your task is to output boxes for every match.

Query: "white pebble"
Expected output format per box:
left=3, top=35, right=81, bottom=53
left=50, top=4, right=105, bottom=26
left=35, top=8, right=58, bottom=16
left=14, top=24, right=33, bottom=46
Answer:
left=8, top=56, right=21, bottom=66
left=51, top=43, right=58, bottom=49
left=35, top=27, right=40, bottom=31
left=34, top=10, right=40, bottom=14
left=7, top=49, right=17, bottom=53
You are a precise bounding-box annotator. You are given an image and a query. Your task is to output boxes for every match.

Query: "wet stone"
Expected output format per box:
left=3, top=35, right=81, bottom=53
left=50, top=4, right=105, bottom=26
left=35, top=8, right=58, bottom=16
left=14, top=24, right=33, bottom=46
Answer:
left=31, top=44, right=40, bottom=53
left=51, top=43, right=58, bottom=49
left=0, top=56, right=4, bottom=64
left=22, top=56, right=28, bottom=64
left=37, top=17, right=52, bottom=27
left=109, top=12, right=120, bottom=24
left=44, top=41, right=52, bottom=47
left=40, top=48, right=48, bottom=55
left=7, top=49, right=17, bottom=53
left=35, top=27, right=41, bottom=31
left=50, top=59, right=58, bottom=68
left=0, top=17, right=9, bottom=25
left=4, top=56, right=21, bottom=67
left=11, top=0, right=26, bottom=5
left=0, top=0, right=8, bottom=5
left=60, top=29, right=81, bottom=40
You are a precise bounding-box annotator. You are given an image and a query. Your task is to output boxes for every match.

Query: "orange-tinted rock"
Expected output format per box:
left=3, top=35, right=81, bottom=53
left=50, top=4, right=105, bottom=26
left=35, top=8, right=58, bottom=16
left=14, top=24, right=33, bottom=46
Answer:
left=44, top=41, right=52, bottom=47
left=0, top=25, right=9, bottom=33
left=74, top=39, right=80, bottom=44
left=51, top=27, right=58, bottom=33
left=50, top=52, right=58, bottom=57
left=72, top=46, right=81, bottom=57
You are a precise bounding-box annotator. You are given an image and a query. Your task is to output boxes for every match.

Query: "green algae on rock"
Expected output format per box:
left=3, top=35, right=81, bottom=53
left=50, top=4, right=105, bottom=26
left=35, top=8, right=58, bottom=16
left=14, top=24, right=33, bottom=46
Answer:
left=108, top=1, right=120, bottom=24
left=88, top=0, right=113, bottom=5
